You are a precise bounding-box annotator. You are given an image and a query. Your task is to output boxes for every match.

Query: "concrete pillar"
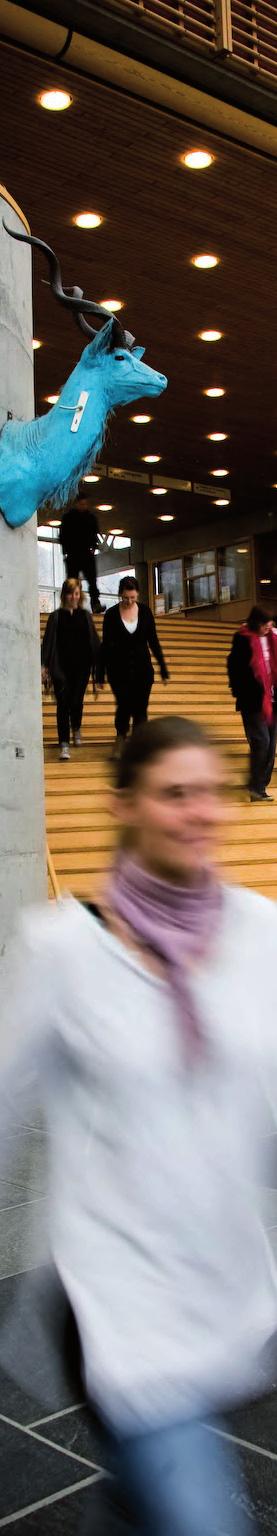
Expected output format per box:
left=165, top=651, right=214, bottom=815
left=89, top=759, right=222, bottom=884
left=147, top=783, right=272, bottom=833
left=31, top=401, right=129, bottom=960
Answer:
left=0, top=188, right=46, bottom=998
left=134, top=561, right=149, bottom=604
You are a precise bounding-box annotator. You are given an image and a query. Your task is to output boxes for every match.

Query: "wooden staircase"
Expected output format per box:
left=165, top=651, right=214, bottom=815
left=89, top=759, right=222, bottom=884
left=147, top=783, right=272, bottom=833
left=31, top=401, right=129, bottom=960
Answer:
left=41, top=614, right=277, bottom=903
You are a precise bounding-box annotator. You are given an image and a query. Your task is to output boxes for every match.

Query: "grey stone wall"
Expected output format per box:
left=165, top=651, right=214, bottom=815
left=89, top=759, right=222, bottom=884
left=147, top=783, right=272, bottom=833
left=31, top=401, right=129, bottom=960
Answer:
left=0, top=193, right=46, bottom=998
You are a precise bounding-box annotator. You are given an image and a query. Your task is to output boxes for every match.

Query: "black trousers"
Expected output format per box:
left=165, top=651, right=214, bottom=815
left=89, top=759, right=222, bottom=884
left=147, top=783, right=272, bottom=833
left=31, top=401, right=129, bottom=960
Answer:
left=114, top=680, right=152, bottom=737
left=241, top=711, right=277, bottom=794
left=54, top=672, right=90, bottom=744
left=65, top=552, right=99, bottom=609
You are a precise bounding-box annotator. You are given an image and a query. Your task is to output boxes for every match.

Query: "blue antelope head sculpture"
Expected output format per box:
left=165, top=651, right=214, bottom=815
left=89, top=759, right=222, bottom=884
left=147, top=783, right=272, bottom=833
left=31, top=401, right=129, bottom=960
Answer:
left=0, top=226, right=167, bottom=528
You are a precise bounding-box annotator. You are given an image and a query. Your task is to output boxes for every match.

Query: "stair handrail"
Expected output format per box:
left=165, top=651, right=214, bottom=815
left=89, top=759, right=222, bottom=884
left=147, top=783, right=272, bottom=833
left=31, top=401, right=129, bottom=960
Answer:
left=47, top=842, right=61, bottom=902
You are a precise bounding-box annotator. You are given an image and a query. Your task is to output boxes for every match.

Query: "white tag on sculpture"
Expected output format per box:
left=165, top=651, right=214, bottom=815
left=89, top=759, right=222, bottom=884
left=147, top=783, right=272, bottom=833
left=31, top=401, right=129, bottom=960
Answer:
left=70, top=391, right=89, bottom=433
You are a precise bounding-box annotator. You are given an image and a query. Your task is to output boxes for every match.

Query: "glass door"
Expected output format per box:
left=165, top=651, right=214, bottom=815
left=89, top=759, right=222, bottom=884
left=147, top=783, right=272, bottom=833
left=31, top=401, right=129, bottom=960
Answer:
left=184, top=550, right=217, bottom=609
left=154, top=558, right=184, bottom=612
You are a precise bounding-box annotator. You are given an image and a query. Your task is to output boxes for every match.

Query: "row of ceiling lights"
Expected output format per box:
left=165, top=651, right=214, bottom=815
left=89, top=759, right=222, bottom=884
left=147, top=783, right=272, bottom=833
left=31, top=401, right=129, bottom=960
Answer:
left=34, top=97, right=246, bottom=521
left=34, top=93, right=229, bottom=511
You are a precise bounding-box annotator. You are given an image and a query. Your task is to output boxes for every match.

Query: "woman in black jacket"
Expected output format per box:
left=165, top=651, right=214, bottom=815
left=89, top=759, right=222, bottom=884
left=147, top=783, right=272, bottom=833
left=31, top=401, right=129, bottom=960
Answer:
left=41, top=578, right=100, bottom=760
left=98, top=576, right=169, bottom=754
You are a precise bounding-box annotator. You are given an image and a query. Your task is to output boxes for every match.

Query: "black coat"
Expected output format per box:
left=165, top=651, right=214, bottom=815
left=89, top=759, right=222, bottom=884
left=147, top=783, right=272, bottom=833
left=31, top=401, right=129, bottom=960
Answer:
left=59, top=507, right=99, bottom=557
left=41, top=607, right=100, bottom=688
left=227, top=631, right=277, bottom=715
left=98, top=603, right=169, bottom=693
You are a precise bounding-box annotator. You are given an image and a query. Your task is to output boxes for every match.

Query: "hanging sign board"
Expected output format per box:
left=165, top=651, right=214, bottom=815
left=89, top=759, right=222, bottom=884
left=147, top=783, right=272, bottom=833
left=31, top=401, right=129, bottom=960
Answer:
left=193, top=482, right=231, bottom=501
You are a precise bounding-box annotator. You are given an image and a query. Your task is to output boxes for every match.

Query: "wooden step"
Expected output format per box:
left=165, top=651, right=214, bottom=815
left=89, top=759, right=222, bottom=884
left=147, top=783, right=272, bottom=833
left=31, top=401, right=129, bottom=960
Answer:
left=42, top=610, right=277, bottom=906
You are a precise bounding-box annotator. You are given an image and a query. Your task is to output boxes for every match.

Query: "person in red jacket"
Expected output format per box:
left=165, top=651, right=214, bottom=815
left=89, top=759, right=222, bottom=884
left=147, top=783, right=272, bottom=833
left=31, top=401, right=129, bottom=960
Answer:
left=227, top=606, right=277, bottom=801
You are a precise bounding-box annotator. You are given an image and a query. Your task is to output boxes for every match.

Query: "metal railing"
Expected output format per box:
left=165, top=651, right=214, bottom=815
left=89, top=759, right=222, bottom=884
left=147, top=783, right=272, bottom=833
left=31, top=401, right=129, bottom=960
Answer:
left=104, top=0, right=277, bottom=84
left=47, top=842, right=61, bottom=901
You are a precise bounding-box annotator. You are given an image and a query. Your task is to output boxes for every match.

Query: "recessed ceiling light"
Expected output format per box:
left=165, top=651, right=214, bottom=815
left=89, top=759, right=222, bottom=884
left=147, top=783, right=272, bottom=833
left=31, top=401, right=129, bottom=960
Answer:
left=198, top=330, right=223, bottom=342
left=207, top=432, right=228, bottom=442
left=97, top=503, right=113, bottom=512
left=211, top=468, right=229, bottom=477
left=182, top=150, right=213, bottom=170
left=151, top=487, right=167, bottom=496
left=142, top=454, right=161, bottom=464
left=32, top=339, right=42, bottom=350
left=131, top=414, right=152, bottom=424
left=260, top=578, right=271, bottom=585
left=109, top=528, right=124, bottom=535
left=73, top=212, right=102, bottom=230
left=204, top=387, right=225, bottom=398
left=158, top=514, right=174, bottom=522
left=45, top=394, right=59, bottom=404
left=100, top=299, right=123, bottom=313
left=48, top=519, right=61, bottom=527
left=38, top=89, right=72, bottom=111
left=83, top=474, right=100, bottom=483
left=237, top=547, right=248, bottom=554
left=214, top=498, right=229, bottom=506
left=192, top=254, right=218, bottom=269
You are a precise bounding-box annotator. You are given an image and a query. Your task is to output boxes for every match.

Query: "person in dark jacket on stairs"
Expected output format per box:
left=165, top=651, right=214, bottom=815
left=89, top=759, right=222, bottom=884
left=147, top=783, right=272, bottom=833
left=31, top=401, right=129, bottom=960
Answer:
left=41, top=578, right=100, bottom=760
left=59, top=496, right=105, bottom=613
left=98, top=576, right=169, bottom=756
left=227, top=606, right=277, bottom=802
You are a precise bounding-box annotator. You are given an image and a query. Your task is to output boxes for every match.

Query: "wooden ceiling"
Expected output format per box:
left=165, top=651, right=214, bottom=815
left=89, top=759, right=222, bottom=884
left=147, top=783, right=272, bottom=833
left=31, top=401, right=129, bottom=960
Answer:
left=1, top=38, right=277, bottom=542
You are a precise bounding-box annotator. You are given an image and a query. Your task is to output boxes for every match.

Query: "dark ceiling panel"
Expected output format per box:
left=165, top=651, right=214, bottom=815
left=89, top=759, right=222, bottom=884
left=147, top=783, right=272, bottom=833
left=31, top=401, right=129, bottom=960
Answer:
left=1, top=39, right=277, bottom=540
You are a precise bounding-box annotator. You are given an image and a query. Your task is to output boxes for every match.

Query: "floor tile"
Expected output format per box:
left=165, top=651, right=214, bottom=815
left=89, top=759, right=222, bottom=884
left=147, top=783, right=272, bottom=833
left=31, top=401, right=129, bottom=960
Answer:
left=230, top=1388, right=277, bottom=1454
left=239, top=1443, right=277, bottom=1534
left=0, top=1199, right=48, bottom=1278
left=2, top=1131, right=46, bottom=1196
left=1, top=1476, right=112, bottom=1533
left=38, top=1406, right=114, bottom=1473
left=0, top=1270, right=83, bottom=1423
left=0, top=1182, right=44, bottom=1212
left=0, top=1420, right=98, bottom=1520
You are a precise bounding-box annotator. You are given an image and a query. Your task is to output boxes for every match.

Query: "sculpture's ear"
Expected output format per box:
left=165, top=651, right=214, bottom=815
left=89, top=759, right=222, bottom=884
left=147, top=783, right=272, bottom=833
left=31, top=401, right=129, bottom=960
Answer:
left=85, top=319, right=115, bottom=360
left=131, top=346, right=145, bottom=360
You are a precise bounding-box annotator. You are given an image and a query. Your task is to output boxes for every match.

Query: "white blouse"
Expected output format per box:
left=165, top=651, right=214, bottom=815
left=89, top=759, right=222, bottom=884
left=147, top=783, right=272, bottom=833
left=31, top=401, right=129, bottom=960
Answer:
left=0, top=886, right=277, bottom=1432
left=121, top=616, right=138, bottom=633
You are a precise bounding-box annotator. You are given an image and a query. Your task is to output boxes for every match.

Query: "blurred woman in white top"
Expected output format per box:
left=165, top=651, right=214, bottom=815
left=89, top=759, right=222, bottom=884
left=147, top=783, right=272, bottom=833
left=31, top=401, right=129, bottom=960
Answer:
left=1, top=714, right=277, bottom=1533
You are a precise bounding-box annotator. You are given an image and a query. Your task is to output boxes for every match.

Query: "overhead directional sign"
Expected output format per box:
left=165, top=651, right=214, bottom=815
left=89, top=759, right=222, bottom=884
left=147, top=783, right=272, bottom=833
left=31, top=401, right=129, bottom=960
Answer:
left=82, top=467, right=230, bottom=500
left=193, top=482, right=231, bottom=501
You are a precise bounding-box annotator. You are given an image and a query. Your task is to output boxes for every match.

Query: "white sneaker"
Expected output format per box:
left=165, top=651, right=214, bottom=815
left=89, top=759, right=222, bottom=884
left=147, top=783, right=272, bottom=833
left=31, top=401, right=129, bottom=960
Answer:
left=59, top=743, right=70, bottom=761
left=73, top=731, right=81, bottom=747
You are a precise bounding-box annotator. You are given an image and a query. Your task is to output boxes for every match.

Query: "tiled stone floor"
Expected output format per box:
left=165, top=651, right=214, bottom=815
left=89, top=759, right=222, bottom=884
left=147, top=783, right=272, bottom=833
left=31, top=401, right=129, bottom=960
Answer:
left=0, top=1122, right=276, bottom=1531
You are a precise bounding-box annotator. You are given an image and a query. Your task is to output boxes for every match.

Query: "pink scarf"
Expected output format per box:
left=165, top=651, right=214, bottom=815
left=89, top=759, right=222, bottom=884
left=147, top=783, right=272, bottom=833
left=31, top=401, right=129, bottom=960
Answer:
left=107, top=855, right=223, bottom=1058
left=241, top=626, right=277, bottom=723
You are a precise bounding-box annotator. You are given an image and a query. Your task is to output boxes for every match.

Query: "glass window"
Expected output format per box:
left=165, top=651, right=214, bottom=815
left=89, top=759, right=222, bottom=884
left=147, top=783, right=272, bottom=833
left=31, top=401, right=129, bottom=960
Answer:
left=37, top=524, right=65, bottom=610
left=154, top=558, right=184, bottom=612
left=37, top=540, right=54, bottom=588
left=185, top=550, right=216, bottom=609
left=37, top=523, right=54, bottom=540
left=218, top=544, right=251, bottom=603
left=53, top=540, right=64, bottom=588
left=98, top=567, right=136, bottom=611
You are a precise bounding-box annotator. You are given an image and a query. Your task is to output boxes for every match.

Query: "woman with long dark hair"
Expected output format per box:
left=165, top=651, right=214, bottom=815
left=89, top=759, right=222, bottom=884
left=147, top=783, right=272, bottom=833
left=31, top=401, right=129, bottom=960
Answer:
left=98, top=575, right=169, bottom=755
left=2, top=716, right=277, bottom=1531
left=41, top=577, right=100, bottom=759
